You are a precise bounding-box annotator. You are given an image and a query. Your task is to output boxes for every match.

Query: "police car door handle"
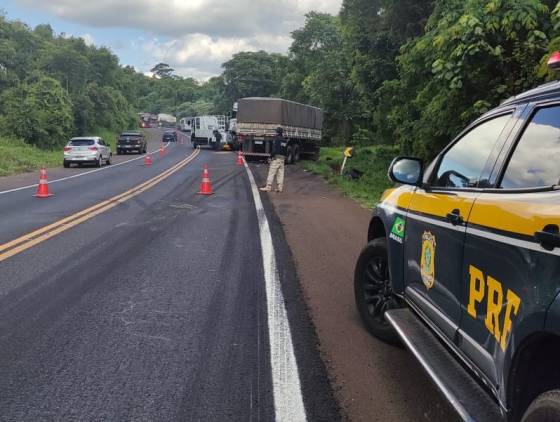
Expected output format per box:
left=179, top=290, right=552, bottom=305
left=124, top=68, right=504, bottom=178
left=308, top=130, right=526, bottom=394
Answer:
left=446, top=209, right=463, bottom=226
left=535, top=225, right=560, bottom=250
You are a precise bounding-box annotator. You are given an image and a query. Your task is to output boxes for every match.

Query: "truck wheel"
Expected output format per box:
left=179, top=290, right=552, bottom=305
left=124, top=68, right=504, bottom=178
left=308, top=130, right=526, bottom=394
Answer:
left=63, top=160, right=70, bottom=168
left=293, top=145, right=301, bottom=162
left=354, top=237, right=401, bottom=345
left=522, top=390, right=560, bottom=422
left=286, top=146, right=294, bottom=164
left=192, top=140, right=197, bottom=149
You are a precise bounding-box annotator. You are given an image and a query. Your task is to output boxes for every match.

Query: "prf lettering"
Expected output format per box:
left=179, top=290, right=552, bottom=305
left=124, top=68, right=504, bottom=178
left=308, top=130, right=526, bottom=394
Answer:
left=467, top=265, right=521, bottom=352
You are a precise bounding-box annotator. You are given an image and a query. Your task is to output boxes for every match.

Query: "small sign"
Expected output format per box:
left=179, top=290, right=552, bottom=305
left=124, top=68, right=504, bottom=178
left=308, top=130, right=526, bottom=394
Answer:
left=344, top=147, right=354, bottom=158
left=389, top=216, right=406, bottom=244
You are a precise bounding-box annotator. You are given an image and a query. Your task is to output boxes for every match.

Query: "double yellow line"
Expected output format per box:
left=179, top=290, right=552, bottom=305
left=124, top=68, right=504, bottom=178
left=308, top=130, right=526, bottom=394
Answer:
left=0, top=148, right=200, bottom=263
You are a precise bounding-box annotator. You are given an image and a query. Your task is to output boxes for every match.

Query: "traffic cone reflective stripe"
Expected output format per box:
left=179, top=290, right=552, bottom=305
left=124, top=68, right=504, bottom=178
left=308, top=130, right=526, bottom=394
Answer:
left=34, top=167, right=53, bottom=198
left=144, top=154, right=152, bottom=166
left=236, top=151, right=244, bottom=166
left=198, top=164, right=214, bottom=195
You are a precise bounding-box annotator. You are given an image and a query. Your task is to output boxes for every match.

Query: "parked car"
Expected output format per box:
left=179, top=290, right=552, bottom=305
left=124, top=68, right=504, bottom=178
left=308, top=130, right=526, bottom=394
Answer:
left=354, top=54, right=560, bottom=421
left=117, top=131, right=147, bottom=155
left=162, top=131, right=177, bottom=143
left=63, top=137, right=111, bottom=168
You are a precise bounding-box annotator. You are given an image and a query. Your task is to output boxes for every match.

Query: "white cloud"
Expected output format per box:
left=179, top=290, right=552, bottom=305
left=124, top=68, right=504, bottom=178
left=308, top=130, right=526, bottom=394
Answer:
left=81, top=33, right=94, bottom=46
left=142, top=33, right=292, bottom=79
left=18, top=0, right=342, bottom=78
left=19, top=0, right=341, bottom=37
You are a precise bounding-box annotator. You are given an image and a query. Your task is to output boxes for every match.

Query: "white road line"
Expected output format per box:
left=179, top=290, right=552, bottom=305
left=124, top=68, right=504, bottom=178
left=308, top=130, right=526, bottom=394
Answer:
left=0, top=142, right=172, bottom=196
left=244, top=162, right=307, bottom=422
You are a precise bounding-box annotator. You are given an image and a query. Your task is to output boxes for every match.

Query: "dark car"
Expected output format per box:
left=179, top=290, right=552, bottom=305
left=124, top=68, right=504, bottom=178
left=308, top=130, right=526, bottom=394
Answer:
left=162, top=131, right=177, bottom=143
left=354, top=54, right=560, bottom=422
left=117, top=131, right=146, bottom=155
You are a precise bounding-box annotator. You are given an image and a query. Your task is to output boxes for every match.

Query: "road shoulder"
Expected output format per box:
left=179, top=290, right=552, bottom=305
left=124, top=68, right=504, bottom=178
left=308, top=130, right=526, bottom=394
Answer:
left=251, top=162, right=456, bottom=422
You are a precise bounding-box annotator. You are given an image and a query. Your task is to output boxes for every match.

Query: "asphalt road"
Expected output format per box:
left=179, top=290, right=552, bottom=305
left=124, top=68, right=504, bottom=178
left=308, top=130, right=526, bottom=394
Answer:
left=0, top=129, right=338, bottom=421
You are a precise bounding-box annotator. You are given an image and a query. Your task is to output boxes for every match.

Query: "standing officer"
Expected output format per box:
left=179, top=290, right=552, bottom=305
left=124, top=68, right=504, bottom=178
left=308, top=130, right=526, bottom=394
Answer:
left=212, top=129, right=222, bottom=151
left=260, top=127, right=287, bottom=192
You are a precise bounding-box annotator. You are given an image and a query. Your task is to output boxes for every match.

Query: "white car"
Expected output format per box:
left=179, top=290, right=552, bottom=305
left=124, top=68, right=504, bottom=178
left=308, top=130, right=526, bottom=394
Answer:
left=63, top=137, right=112, bottom=168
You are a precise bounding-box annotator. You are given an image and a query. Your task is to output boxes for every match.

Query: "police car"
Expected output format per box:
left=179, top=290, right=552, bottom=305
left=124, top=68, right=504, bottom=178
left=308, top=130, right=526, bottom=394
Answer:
left=354, top=53, right=560, bottom=422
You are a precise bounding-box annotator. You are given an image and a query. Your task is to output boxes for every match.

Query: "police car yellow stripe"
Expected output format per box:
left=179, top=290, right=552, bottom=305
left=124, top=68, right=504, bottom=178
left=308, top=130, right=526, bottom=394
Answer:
left=468, top=194, right=560, bottom=237
left=380, top=186, right=560, bottom=255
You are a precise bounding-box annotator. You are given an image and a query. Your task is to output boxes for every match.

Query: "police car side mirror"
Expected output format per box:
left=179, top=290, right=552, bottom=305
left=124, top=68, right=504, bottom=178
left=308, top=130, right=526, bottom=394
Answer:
left=388, top=157, right=424, bottom=186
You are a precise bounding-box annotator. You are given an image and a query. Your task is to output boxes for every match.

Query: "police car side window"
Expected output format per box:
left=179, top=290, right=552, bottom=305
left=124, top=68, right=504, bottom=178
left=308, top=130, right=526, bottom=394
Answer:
left=501, top=106, right=560, bottom=189
left=434, top=114, right=511, bottom=189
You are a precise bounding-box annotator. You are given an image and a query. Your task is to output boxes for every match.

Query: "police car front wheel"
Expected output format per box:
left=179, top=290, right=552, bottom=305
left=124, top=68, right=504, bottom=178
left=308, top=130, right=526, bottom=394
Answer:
left=354, top=237, right=401, bottom=346
left=522, top=390, right=560, bottom=422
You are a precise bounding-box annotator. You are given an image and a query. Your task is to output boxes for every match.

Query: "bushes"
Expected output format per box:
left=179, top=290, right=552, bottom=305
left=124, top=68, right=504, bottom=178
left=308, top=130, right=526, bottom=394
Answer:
left=0, top=75, right=73, bottom=149
left=303, top=145, right=398, bottom=207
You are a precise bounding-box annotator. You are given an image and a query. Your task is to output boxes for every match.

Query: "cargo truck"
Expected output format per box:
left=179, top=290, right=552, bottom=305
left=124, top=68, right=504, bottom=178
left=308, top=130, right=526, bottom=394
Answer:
left=157, top=113, right=177, bottom=128
left=235, top=97, right=322, bottom=163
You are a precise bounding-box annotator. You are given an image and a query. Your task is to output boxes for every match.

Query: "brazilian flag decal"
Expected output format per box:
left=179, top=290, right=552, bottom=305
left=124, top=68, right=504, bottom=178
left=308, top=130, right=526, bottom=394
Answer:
left=391, top=216, right=406, bottom=238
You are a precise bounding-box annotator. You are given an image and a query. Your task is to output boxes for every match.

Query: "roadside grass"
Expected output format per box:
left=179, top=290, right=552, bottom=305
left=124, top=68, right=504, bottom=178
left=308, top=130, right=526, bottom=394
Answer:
left=0, top=137, right=61, bottom=176
left=0, top=128, right=123, bottom=177
left=302, top=145, right=398, bottom=208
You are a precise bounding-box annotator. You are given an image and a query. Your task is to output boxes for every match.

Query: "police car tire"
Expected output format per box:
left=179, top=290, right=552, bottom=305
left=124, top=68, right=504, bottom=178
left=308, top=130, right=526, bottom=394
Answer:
left=354, top=237, right=401, bottom=346
left=522, top=390, right=560, bottom=422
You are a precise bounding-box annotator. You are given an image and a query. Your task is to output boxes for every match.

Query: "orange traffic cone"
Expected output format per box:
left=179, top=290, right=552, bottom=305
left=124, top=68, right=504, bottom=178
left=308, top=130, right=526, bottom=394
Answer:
left=159, top=143, right=165, bottom=157
left=144, top=154, right=152, bottom=166
left=236, top=151, right=244, bottom=166
left=34, top=167, right=53, bottom=198
left=198, top=164, right=214, bottom=195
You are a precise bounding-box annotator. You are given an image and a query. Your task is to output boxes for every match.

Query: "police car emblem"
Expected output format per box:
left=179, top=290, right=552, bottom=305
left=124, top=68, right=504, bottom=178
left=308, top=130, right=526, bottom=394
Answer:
left=420, top=231, right=436, bottom=289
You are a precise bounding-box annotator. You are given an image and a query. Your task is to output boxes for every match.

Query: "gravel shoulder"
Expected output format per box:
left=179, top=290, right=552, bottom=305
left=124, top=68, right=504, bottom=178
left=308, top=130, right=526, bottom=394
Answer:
left=251, top=161, right=457, bottom=422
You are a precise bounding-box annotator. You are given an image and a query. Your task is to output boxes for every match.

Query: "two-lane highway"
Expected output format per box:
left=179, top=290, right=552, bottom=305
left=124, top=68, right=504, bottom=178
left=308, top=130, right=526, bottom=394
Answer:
left=0, top=132, right=338, bottom=421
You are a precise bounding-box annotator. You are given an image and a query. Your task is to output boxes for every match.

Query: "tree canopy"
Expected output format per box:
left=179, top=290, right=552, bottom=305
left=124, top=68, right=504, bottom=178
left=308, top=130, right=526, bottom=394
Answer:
left=1, top=1, right=559, bottom=158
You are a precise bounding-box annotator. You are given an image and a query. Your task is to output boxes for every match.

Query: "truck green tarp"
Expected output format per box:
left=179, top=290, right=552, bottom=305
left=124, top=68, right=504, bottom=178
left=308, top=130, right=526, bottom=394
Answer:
left=237, top=98, right=323, bottom=130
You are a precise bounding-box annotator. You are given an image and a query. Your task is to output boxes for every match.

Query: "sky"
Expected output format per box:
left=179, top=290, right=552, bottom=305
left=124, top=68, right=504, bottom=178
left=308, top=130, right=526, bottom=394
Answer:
left=2, top=0, right=342, bottom=80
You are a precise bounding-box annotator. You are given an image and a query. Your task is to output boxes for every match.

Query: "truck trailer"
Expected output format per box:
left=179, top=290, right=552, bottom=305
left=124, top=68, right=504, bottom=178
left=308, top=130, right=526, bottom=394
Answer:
left=235, top=97, right=322, bottom=163
left=157, top=113, right=177, bottom=128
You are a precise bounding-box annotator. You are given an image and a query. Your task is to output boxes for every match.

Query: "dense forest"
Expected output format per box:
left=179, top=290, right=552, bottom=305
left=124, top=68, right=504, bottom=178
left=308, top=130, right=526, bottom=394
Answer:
left=1, top=0, right=560, bottom=160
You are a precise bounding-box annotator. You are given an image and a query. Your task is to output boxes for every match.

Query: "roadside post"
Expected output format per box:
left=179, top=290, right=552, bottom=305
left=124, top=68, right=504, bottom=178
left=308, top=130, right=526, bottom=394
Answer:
left=340, top=147, right=354, bottom=175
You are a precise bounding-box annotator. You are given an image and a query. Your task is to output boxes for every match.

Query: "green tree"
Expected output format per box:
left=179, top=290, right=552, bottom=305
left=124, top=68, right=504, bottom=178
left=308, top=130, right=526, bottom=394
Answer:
left=382, top=0, right=552, bottom=158
left=150, top=62, right=175, bottom=78
left=222, top=51, right=286, bottom=102
left=0, top=75, right=74, bottom=148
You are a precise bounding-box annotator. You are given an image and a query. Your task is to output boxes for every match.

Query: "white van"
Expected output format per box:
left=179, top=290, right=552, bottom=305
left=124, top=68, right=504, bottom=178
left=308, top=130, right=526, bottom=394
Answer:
left=179, top=117, right=193, bottom=133
left=192, top=115, right=227, bottom=150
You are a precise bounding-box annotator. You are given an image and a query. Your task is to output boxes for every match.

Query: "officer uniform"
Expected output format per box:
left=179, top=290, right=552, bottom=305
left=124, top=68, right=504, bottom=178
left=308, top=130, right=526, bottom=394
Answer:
left=212, top=130, right=222, bottom=150
left=260, top=127, right=287, bottom=192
